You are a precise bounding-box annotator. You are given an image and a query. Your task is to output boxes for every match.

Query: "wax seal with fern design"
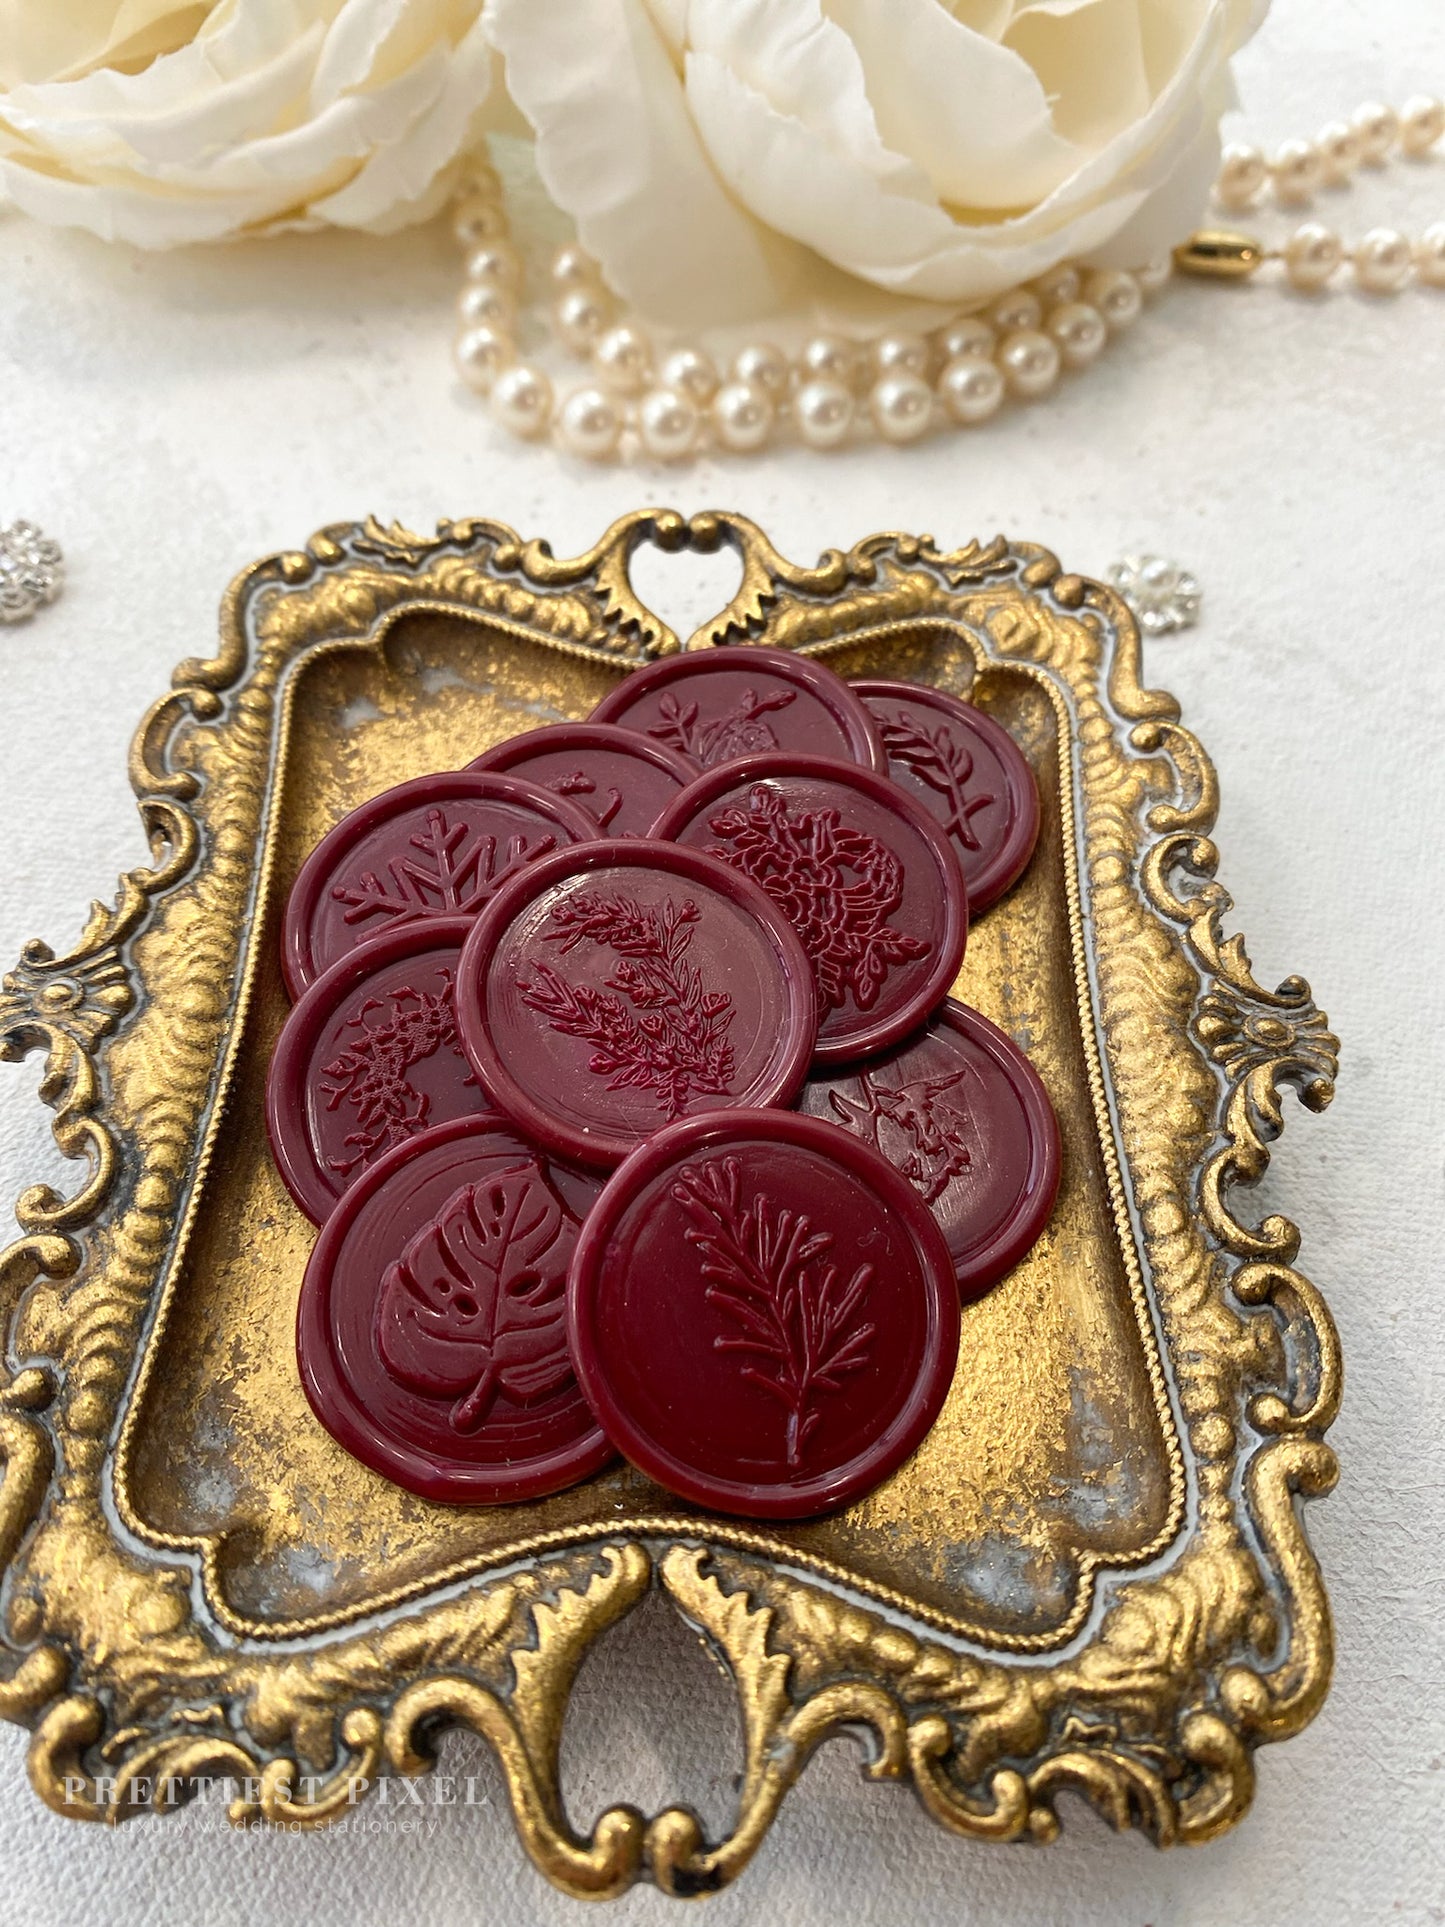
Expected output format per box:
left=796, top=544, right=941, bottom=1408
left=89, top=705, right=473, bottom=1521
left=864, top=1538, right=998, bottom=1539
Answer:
left=590, top=643, right=885, bottom=772
left=456, top=840, right=818, bottom=1167
left=567, top=1109, right=959, bottom=1519
left=297, top=1114, right=611, bottom=1502
left=282, top=768, right=599, bottom=997
left=267, top=915, right=489, bottom=1225
left=652, top=753, right=968, bottom=1064
left=851, top=679, right=1040, bottom=915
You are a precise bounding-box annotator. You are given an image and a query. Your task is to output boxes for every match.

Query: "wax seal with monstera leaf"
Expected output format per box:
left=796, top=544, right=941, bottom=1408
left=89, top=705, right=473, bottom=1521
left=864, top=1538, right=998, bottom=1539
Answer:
left=297, top=1114, right=611, bottom=1502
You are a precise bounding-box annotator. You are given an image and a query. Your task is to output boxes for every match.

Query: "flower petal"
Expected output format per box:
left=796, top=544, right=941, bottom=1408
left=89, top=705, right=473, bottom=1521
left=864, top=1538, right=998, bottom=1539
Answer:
left=487, top=0, right=802, bottom=325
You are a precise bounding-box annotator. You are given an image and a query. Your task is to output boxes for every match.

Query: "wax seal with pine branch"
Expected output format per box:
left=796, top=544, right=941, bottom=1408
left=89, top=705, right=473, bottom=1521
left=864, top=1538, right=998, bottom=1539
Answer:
left=567, top=1108, right=959, bottom=1519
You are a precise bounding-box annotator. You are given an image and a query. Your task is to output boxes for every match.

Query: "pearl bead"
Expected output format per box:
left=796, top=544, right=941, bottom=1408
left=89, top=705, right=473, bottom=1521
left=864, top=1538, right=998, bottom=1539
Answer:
left=1415, top=222, right=1445, bottom=287
left=457, top=283, right=512, bottom=332
left=454, top=324, right=514, bottom=394
left=490, top=363, right=553, bottom=439
left=464, top=241, right=522, bottom=294
left=1400, top=94, right=1445, bottom=155
left=1284, top=222, right=1343, bottom=291
left=869, top=372, right=933, bottom=442
left=935, top=317, right=995, bottom=363
left=867, top=373, right=932, bottom=441
left=873, top=332, right=930, bottom=379
left=732, top=342, right=788, bottom=395
left=997, top=328, right=1061, bottom=399
left=452, top=195, right=507, bottom=250
left=1217, top=143, right=1267, bottom=209
left=1316, top=120, right=1362, bottom=182
left=1031, top=264, right=1081, bottom=307
left=1352, top=101, right=1398, bottom=163
left=660, top=346, right=719, bottom=405
left=594, top=324, right=653, bottom=394
left=800, top=334, right=862, bottom=389
left=795, top=378, right=854, bottom=450
left=557, top=386, right=622, bottom=461
left=1287, top=221, right=1348, bottom=289
left=456, top=158, right=502, bottom=201
left=1270, top=138, right=1323, bottom=205
left=1044, top=301, right=1107, bottom=369
left=1083, top=269, right=1143, bottom=329
left=712, top=380, right=774, bottom=452
left=458, top=282, right=514, bottom=331
left=938, top=354, right=1004, bottom=425
left=637, top=387, right=701, bottom=461
left=554, top=288, right=611, bottom=354
left=989, top=288, right=1043, bottom=334
left=1135, top=256, right=1173, bottom=294
left=1353, top=227, right=1413, bottom=292
left=551, top=245, right=601, bottom=291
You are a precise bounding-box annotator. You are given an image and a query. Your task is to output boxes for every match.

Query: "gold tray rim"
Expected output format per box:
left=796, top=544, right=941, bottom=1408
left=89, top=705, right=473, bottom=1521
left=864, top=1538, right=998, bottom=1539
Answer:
left=0, top=509, right=1340, bottom=1897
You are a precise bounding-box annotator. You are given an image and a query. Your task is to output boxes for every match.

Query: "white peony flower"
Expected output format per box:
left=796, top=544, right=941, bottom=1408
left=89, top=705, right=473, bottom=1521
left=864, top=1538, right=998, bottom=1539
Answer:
left=0, top=0, right=499, bottom=247
left=486, top=0, right=1267, bottom=327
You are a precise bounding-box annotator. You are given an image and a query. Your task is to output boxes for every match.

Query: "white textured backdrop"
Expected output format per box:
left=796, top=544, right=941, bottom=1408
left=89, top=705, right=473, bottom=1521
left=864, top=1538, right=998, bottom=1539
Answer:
left=2, top=2, right=1444, bottom=1921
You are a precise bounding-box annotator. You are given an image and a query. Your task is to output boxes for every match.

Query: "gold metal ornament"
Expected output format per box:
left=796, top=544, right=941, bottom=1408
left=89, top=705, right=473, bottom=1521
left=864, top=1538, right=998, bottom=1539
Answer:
left=0, top=509, right=1339, bottom=1897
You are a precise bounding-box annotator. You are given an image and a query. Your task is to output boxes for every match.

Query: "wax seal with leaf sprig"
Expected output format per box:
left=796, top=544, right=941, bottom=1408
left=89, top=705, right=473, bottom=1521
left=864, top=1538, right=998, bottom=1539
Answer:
left=567, top=1108, right=960, bottom=1520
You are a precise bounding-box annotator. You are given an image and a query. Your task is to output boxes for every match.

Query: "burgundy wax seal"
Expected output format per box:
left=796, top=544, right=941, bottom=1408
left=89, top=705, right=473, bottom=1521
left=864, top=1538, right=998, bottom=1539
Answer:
left=468, top=721, right=695, bottom=837
left=297, top=1115, right=611, bottom=1503
left=282, top=769, right=598, bottom=998
left=851, top=680, right=1040, bottom=915
left=651, top=752, right=968, bottom=1065
left=590, top=644, right=884, bottom=773
left=797, top=998, right=1061, bottom=1301
left=455, top=840, right=817, bottom=1168
left=267, top=916, right=485, bottom=1225
left=567, top=1109, right=960, bottom=1520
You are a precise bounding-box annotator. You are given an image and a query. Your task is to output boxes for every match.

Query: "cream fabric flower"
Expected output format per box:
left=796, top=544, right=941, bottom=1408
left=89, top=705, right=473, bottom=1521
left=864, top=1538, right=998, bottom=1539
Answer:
left=487, top=0, right=1266, bottom=327
left=0, top=0, right=498, bottom=246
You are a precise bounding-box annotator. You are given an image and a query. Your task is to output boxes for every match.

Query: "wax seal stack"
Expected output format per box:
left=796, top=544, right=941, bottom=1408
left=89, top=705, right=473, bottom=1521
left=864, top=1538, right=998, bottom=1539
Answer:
left=268, top=647, right=1060, bottom=1519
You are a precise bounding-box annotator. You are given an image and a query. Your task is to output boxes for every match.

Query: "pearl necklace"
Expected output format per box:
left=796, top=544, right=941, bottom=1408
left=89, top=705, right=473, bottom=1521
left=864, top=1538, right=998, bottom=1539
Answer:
left=1182, top=95, right=1445, bottom=292
left=452, top=92, right=1442, bottom=461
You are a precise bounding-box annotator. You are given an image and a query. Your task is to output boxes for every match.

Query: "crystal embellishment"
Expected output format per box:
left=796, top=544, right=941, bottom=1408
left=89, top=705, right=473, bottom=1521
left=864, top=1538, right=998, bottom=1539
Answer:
left=1107, top=554, right=1201, bottom=635
left=0, top=521, right=64, bottom=624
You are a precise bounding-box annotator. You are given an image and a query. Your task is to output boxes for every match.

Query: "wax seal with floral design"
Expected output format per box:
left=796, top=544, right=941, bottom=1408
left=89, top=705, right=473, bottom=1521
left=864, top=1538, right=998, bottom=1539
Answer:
left=456, top=839, right=817, bottom=1167
left=297, top=1114, right=611, bottom=1504
left=850, top=681, right=1040, bottom=916
left=652, top=752, right=968, bottom=1064
left=282, top=768, right=599, bottom=998
left=590, top=644, right=884, bottom=772
left=798, top=999, right=1060, bottom=1301
left=469, top=720, right=696, bottom=837
left=567, top=1108, right=959, bottom=1520
left=267, top=915, right=488, bottom=1225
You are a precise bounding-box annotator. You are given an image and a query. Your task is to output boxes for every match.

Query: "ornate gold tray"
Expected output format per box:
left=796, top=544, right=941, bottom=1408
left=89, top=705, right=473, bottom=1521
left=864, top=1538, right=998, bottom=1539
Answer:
left=0, top=510, right=1340, bottom=1898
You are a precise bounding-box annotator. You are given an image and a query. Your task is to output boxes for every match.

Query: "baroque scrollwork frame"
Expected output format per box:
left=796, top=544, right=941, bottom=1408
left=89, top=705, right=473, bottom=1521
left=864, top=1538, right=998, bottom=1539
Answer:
left=0, top=510, right=1339, bottom=1898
